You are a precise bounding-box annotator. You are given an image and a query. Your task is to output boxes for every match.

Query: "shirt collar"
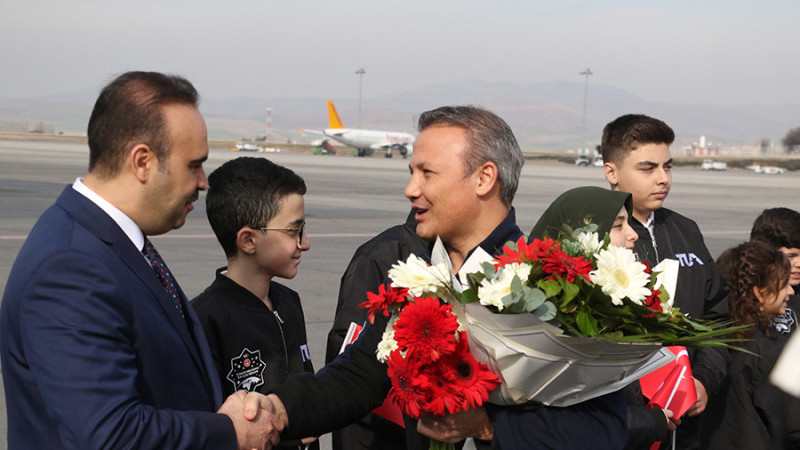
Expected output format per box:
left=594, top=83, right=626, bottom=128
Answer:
left=644, top=211, right=656, bottom=234
left=72, top=177, right=146, bottom=252
left=430, top=208, right=523, bottom=291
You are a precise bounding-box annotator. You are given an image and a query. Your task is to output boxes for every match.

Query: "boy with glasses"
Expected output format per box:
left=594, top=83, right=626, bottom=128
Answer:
left=192, top=156, right=317, bottom=450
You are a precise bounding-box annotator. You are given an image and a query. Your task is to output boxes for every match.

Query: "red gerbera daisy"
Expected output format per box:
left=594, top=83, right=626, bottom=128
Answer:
left=358, top=283, right=410, bottom=324
left=644, top=288, right=663, bottom=318
left=386, top=350, right=429, bottom=418
left=496, top=236, right=536, bottom=267
left=393, top=297, right=459, bottom=363
left=440, top=332, right=501, bottom=410
left=417, top=362, right=466, bottom=415
left=540, top=248, right=593, bottom=283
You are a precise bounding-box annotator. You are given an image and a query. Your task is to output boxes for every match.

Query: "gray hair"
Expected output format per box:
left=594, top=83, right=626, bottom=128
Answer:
left=418, top=105, right=524, bottom=206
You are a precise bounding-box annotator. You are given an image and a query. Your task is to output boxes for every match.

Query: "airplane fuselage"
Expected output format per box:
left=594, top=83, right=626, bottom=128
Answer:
left=324, top=128, right=414, bottom=150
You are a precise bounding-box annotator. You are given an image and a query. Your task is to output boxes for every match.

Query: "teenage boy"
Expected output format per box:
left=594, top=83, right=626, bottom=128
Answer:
left=602, top=114, right=728, bottom=450
left=192, top=156, right=317, bottom=450
left=750, top=207, right=800, bottom=334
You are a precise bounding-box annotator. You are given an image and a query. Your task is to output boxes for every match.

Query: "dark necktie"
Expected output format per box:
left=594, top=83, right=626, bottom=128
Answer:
left=142, top=238, right=184, bottom=318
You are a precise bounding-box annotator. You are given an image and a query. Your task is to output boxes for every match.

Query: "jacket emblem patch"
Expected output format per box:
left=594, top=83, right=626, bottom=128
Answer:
left=675, top=253, right=704, bottom=267
left=227, top=348, right=266, bottom=392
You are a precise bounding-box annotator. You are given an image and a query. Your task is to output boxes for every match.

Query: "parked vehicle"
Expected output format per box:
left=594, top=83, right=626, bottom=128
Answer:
left=701, top=159, right=727, bottom=171
left=747, top=164, right=785, bottom=174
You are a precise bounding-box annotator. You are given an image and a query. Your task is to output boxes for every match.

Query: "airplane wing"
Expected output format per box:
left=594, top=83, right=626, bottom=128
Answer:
left=297, top=126, right=324, bottom=136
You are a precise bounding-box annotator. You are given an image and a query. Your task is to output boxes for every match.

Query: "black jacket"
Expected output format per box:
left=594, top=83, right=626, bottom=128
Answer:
left=627, top=208, right=730, bottom=450
left=325, top=211, right=431, bottom=363
left=192, top=271, right=317, bottom=449
left=709, top=330, right=800, bottom=449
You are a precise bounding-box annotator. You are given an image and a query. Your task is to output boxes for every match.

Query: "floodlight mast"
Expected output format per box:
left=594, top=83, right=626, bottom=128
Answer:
left=355, top=68, right=366, bottom=128
left=580, top=68, right=593, bottom=153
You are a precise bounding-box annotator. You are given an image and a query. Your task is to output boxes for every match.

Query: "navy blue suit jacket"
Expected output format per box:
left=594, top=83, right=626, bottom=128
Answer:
left=0, top=186, right=236, bottom=449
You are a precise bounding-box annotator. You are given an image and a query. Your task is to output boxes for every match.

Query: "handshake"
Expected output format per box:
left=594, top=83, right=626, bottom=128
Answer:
left=218, top=391, right=308, bottom=450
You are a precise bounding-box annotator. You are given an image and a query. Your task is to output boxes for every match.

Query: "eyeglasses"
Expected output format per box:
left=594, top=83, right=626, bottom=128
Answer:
left=258, top=222, right=306, bottom=244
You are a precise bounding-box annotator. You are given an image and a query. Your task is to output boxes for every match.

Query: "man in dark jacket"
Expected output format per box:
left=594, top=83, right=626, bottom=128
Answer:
left=264, top=105, right=628, bottom=449
left=602, top=114, right=729, bottom=450
left=324, top=210, right=431, bottom=450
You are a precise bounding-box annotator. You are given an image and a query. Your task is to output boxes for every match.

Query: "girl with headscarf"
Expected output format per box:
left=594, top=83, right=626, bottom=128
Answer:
left=531, top=186, right=637, bottom=249
left=532, top=186, right=676, bottom=449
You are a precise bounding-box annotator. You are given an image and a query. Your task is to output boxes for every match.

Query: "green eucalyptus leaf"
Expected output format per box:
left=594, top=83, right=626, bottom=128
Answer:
left=533, top=301, right=557, bottom=321
left=481, top=262, right=497, bottom=279
left=523, top=287, right=546, bottom=312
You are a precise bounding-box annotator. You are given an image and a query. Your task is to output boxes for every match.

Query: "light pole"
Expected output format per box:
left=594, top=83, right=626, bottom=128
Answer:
left=580, top=68, right=593, bottom=153
left=355, top=68, right=365, bottom=128
left=265, top=108, right=272, bottom=143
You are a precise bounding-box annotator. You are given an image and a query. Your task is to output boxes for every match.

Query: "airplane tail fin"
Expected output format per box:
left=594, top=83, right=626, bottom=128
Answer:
left=327, top=100, right=345, bottom=129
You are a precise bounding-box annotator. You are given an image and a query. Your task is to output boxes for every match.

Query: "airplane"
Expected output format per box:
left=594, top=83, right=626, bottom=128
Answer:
left=299, top=101, right=415, bottom=158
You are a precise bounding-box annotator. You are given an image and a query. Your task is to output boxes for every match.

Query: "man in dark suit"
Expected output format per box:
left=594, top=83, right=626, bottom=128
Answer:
left=0, top=71, right=281, bottom=449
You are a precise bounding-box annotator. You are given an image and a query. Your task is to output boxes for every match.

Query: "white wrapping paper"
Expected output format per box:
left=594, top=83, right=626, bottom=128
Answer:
left=459, top=302, right=675, bottom=407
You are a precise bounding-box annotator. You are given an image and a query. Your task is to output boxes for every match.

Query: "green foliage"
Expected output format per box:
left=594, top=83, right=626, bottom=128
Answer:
left=450, top=226, right=748, bottom=351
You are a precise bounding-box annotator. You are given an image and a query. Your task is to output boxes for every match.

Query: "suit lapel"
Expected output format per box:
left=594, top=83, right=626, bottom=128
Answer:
left=56, top=186, right=218, bottom=402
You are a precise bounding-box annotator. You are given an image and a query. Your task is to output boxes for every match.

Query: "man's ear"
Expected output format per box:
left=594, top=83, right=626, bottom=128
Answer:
left=475, top=161, right=499, bottom=197
left=604, top=162, right=618, bottom=188
left=130, top=144, right=157, bottom=183
left=236, top=227, right=258, bottom=255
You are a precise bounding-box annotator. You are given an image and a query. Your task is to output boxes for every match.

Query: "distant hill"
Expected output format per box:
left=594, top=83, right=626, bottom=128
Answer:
left=1, top=81, right=797, bottom=152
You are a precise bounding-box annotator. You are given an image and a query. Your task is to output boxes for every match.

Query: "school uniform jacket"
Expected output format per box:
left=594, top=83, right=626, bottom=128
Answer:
left=192, top=272, right=318, bottom=449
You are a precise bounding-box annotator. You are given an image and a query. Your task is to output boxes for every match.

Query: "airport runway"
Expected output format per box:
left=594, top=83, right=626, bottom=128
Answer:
left=1, top=139, right=799, bottom=449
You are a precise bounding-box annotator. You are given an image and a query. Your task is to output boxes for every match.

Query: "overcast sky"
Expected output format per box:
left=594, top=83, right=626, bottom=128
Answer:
left=2, top=0, right=798, bottom=106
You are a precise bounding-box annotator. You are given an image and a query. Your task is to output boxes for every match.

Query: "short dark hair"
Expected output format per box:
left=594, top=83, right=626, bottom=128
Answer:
left=601, top=114, right=674, bottom=165
left=87, top=71, right=199, bottom=178
left=417, top=105, right=524, bottom=206
left=716, top=240, right=790, bottom=340
left=206, top=157, right=307, bottom=258
left=750, top=207, right=800, bottom=250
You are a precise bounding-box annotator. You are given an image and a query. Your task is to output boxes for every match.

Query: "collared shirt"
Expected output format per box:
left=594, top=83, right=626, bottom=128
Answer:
left=72, top=178, right=146, bottom=255
left=430, top=208, right=523, bottom=291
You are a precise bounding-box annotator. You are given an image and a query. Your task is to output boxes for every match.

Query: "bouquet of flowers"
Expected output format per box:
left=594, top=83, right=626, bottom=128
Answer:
left=360, top=225, right=746, bottom=422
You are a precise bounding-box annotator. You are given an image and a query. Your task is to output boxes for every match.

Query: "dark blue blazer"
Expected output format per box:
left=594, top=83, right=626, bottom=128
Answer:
left=0, top=186, right=236, bottom=449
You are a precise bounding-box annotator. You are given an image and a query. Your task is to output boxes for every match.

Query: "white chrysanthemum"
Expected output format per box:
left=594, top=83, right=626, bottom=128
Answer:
left=576, top=231, right=602, bottom=256
left=376, top=315, right=399, bottom=363
left=478, top=263, right=532, bottom=311
left=589, top=246, right=652, bottom=306
left=388, top=254, right=449, bottom=297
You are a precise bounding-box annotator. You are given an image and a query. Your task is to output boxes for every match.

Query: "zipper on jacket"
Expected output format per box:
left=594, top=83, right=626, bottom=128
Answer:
left=272, top=310, right=289, bottom=368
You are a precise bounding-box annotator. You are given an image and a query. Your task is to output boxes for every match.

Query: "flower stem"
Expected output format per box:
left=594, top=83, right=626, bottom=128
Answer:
left=429, top=439, right=456, bottom=450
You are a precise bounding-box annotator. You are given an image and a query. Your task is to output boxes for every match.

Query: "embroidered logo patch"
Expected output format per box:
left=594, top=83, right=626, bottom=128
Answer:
left=300, top=344, right=311, bottom=362
left=227, top=348, right=266, bottom=392
left=675, top=253, right=704, bottom=267
left=773, top=307, right=796, bottom=334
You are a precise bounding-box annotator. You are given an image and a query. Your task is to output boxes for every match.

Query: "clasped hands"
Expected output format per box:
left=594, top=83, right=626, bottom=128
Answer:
left=417, top=406, right=494, bottom=443
left=219, top=390, right=305, bottom=450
